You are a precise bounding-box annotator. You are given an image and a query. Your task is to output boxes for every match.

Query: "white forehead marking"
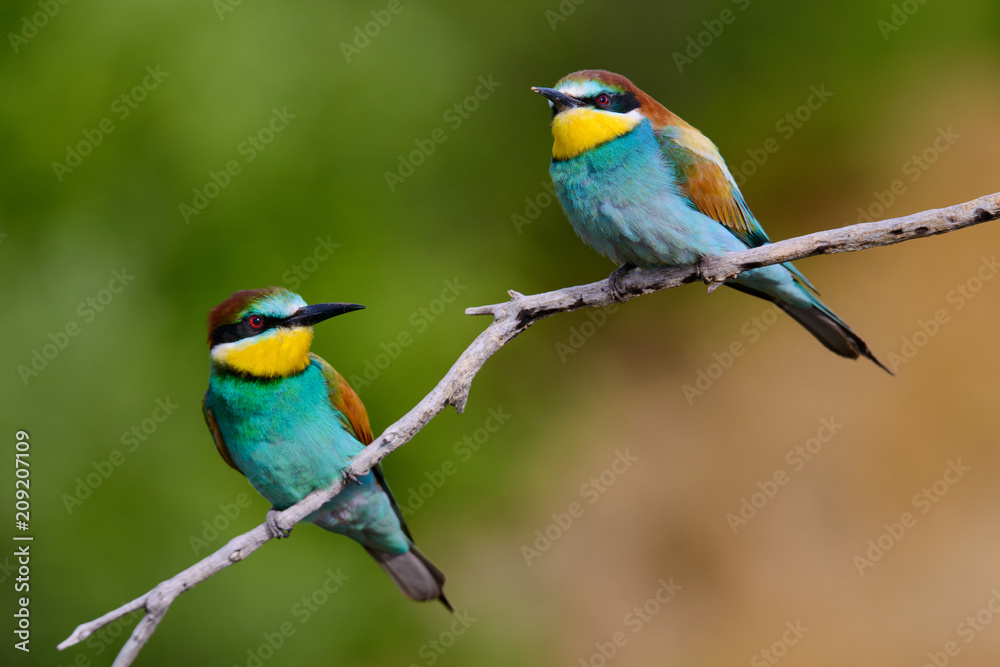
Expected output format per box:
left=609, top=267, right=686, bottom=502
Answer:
left=555, top=79, right=610, bottom=99
left=253, top=291, right=306, bottom=318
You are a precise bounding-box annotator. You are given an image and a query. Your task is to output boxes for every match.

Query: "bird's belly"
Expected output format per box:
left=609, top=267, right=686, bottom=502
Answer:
left=556, top=185, right=706, bottom=267
left=307, top=477, right=407, bottom=552
left=234, top=433, right=348, bottom=509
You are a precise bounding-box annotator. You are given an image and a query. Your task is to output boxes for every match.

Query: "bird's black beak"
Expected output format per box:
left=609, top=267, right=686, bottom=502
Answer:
left=286, top=303, right=364, bottom=327
left=531, top=86, right=583, bottom=113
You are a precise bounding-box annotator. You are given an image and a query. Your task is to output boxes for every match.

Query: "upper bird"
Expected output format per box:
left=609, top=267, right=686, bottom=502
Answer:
left=533, top=69, right=888, bottom=372
left=202, top=287, right=450, bottom=609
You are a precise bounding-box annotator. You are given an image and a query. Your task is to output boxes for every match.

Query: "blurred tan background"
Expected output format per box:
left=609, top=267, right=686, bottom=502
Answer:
left=1, top=0, right=999, bottom=665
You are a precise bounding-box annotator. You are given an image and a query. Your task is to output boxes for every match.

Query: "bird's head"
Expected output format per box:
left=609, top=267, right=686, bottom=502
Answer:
left=206, top=287, right=363, bottom=378
left=532, top=69, right=683, bottom=161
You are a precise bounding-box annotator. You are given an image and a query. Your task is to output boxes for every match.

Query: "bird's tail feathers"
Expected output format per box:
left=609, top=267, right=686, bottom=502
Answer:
left=365, top=543, right=453, bottom=611
left=783, top=261, right=820, bottom=295
left=726, top=283, right=892, bottom=375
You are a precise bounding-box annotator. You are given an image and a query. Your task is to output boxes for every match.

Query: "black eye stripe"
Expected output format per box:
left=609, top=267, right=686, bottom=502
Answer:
left=210, top=315, right=278, bottom=345
left=584, top=91, right=640, bottom=113
left=618, top=92, right=639, bottom=111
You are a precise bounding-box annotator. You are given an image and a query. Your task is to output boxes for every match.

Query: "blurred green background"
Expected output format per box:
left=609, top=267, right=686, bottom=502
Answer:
left=2, top=0, right=999, bottom=665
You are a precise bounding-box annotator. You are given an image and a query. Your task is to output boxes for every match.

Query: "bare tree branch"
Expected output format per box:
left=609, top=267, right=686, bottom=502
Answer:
left=59, top=191, right=999, bottom=666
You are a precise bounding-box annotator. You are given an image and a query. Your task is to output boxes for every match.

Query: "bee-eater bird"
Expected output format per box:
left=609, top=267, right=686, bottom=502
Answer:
left=202, top=287, right=451, bottom=608
left=533, top=70, right=889, bottom=372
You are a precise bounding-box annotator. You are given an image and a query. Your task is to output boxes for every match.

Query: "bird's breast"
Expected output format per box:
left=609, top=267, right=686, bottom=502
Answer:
left=206, top=364, right=359, bottom=507
left=549, top=125, right=722, bottom=268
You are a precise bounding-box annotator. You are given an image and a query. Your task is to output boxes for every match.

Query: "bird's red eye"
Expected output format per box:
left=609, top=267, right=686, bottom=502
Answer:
left=248, top=315, right=264, bottom=329
left=596, top=93, right=611, bottom=107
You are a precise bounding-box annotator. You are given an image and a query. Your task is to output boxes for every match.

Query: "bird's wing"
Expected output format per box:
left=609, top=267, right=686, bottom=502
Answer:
left=314, top=353, right=373, bottom=445
left=658, top=124, right=819, bottom=292
left=658, top=125, right=771, bottom=248
left=203, top=393, right=242, bottom=474
left=314, top=354, right=414, bottom=541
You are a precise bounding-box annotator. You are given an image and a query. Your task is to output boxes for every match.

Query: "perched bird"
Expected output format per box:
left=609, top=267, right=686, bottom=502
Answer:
left=533, top=70, right=889, bottom=372
left=202, top=287, right=450, bottom=608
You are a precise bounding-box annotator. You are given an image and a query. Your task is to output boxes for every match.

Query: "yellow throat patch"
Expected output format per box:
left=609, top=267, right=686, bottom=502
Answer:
left=551, top=107, right=641, bottom=160
left=213, top=327, right=314, bottom=378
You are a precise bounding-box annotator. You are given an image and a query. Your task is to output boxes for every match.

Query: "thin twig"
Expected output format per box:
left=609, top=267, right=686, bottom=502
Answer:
left=59, top=192, right=1000, bottom=665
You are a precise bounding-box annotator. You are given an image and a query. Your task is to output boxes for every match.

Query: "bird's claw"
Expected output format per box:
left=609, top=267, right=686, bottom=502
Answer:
left=265, top=507, right=293, bottom=539
left=344, top=469, right=363, bottom=486
left=608, top=264, right=636, bottom=303
left=697, top=259, right=726, bottom=294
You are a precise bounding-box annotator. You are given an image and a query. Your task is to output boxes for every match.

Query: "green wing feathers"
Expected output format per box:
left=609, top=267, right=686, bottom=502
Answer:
left=202, top=394, right=241, bottom=473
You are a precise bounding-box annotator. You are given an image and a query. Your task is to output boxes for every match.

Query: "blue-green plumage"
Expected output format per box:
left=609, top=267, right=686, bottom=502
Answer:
left=551, top=121, right=813, bottom=308
left=202, top=287, right=449, bottom=607
left=205, top=360, right=409, bottom=554
left=552, top=121, right=724, bottom=266
left=537, top=70, right=888, bottom=372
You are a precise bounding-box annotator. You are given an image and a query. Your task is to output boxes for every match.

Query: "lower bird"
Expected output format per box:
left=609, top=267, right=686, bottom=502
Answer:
left=202, top=287, right=450, bottom=608
left=532, top=69, right=889, bottom=372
